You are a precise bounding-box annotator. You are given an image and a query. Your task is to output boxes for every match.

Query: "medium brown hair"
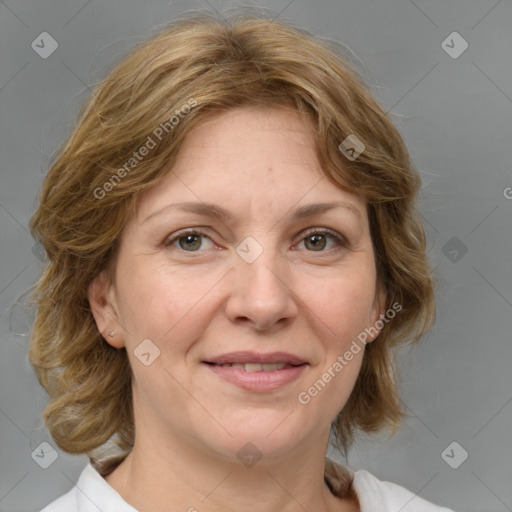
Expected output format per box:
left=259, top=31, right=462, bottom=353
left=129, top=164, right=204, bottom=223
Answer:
left=28, top=9, right=435, bottom=480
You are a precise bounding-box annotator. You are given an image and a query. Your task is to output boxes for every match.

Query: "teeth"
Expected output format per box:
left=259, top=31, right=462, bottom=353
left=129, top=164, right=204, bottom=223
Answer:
left=245, top=363, right=263, bottom=372
left=219, top=363, right=288, bottom=371
left=262, top=363, right=286, bottom=371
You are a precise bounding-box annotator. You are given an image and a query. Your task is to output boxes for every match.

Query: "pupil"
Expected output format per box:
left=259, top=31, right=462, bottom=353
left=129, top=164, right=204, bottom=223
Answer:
left=307, top=234, right=326, bottom=251
left=180, top=235, right=201, bottom=251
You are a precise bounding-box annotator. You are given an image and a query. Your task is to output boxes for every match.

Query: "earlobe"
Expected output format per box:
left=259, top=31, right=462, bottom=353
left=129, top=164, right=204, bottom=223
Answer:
left=88, top=270, right=125, bottom=348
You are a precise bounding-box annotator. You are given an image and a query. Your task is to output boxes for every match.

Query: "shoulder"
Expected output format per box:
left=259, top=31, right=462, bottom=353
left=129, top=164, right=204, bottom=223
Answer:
left=39, top=462, right=138, bottom=512
left=324, top=457, right=455, bottom=512
left=352, top=468, right=456, bottom=512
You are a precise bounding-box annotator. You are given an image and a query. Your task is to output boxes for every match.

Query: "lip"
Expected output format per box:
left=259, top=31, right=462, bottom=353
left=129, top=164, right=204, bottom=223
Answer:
left=203, top=352, right=308, bottom=392
left=204, top=363, right=308, bottom=392
left=204, top=351, right=307, bottom=366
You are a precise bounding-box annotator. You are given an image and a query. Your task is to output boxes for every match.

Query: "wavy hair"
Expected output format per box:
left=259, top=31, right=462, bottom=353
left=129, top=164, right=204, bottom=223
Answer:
left=28, top=9, right=435, bottom=485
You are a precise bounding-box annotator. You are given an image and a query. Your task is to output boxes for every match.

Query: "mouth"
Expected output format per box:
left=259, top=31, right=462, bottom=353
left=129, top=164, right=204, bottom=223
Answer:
left=203, top=351, right=307, bottom=366
left=202, top=351, right=308, bottom=392
left=204, top=362, right=300, bottom=372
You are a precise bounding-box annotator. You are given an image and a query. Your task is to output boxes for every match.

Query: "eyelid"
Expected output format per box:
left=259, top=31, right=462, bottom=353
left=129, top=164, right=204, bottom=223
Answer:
left=298, top=227, right=347, bottom=244
left=163, top=227, right=216, bottom=248
left=163, top=226, right=348, bottom=253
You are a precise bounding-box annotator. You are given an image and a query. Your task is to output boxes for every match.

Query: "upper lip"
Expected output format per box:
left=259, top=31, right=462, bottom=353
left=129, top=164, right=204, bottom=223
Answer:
left=204, top=351, right=307, bottom=366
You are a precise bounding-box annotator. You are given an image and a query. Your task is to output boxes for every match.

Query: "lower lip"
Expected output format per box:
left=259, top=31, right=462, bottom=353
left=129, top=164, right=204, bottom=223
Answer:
left=204, top=363, right=308, bottom=392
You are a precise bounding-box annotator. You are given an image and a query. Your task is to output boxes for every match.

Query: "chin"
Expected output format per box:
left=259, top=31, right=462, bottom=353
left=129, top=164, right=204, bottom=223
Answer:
left=190, top=409, right=319, bottom=464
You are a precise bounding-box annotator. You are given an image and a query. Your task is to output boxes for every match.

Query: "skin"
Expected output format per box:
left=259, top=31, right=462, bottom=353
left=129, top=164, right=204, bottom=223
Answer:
left=89, top=106, right=386, bottom=512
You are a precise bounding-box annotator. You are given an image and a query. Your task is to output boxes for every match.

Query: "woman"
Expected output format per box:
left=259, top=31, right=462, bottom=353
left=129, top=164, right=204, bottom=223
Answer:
left=29, top=10, right=455, bottom=512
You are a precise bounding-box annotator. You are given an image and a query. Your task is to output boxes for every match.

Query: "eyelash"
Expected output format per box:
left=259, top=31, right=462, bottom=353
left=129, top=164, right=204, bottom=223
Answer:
left=163, top=227, right=348, bottom=253
left=297, top=228, right=348, bottom=251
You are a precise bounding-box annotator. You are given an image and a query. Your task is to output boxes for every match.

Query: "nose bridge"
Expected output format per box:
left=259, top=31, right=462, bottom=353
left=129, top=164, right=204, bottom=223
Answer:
left=244, top=249, right=282, bottom=291
left=227, top=238, right=296, bottom=329
left=238, top=240, right=287, bottom=298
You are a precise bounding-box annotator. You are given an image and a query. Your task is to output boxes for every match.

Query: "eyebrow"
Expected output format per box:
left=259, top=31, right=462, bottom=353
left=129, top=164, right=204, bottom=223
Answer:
left=141, top=200, right=362, bottom=225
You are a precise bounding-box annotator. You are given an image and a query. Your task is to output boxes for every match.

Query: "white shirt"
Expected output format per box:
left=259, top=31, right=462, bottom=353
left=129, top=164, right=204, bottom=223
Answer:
left=40, top=458, right=456, bottom=512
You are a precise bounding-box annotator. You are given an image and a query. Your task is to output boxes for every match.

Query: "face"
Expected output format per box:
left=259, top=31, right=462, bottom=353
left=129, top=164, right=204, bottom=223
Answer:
left=89, top=106, right=385, bottom=462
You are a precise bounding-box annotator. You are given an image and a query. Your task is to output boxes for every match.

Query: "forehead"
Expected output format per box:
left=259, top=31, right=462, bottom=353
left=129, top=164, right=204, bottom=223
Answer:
left=173, top=106, right=319, bottom=179
left=135, top=106, right=365, bottom=224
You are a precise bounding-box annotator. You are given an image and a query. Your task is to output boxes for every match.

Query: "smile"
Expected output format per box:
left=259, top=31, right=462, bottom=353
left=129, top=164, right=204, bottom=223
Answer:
left=203, top=361, right=308, bottom=392
left=210, top=362, right=292, bottom=372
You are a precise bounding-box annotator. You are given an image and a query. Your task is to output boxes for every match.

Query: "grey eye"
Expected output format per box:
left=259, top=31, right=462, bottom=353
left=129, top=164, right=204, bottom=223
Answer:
left=178, top=234, right=204, bottom=251
left=304, top=234, right=327, bottom=251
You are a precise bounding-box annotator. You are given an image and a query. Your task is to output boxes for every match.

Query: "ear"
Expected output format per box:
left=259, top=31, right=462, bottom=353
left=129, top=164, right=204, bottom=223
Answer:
left=88, top=269, right=125, bottom=348
left=366, top=286, right=387, bottom=343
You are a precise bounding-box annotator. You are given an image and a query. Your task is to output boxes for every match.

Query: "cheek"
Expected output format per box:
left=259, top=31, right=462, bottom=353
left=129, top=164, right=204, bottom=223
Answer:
left=302, top=268, right=377, bottom=344
left=114, top=258, right=190, bottom=330
left=117, top=266, right=225, bottom=367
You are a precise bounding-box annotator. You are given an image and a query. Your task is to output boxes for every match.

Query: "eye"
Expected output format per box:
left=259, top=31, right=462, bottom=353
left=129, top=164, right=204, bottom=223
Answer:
left=297, top=228, right=347, bottom=252
left=164, top=230, right=214, bottom=252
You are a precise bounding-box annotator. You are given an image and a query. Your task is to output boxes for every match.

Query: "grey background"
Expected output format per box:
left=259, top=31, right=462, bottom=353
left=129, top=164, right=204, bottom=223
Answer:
left=1, top=0, right=511, bottom=511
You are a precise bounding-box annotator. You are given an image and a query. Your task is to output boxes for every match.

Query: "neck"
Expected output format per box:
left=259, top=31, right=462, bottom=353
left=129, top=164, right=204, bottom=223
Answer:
left=104, top=427, right=357, bottom=512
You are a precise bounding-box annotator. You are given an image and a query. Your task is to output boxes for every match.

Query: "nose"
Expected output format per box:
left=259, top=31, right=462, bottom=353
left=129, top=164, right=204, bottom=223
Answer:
left=224, top=248, right=298, bottom=332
